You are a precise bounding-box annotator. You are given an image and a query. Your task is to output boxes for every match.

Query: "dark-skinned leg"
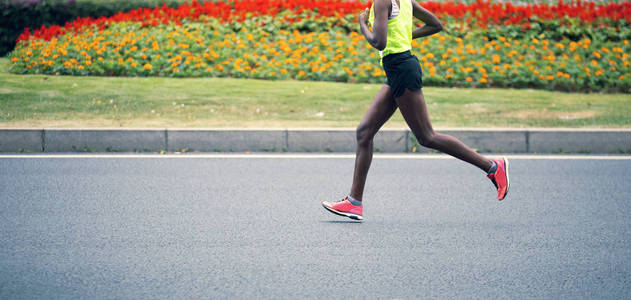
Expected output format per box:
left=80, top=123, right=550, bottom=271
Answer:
left=395, top=88, right=493, bottom=172
left=349, top=85, right=399, bottom=202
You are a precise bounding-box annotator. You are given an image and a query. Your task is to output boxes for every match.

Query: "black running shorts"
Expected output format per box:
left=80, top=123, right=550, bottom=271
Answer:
left=382, top=50, right=423, bottom=99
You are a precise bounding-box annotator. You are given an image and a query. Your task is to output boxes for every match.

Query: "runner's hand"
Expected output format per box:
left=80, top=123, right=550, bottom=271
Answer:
left=359, top=8, right=369, bottom=25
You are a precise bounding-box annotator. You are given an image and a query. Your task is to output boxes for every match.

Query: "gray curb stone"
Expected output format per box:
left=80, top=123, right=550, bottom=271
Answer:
left=1, top=128, right=630, bottom=154
left=529, top=129, right=631, bottom=154
left=0, top=129, right=43, bottom=152
left=287, top=129, right=355, bottom=152
left=43, top=129, right=165, bottom=152
left=168, top=129, right=285, bottom=152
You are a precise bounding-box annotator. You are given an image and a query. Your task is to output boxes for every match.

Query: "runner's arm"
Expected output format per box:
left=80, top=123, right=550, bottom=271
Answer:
left=411, top=0, right=443, bottom=39
left=359, top=0, right=389, bottom=51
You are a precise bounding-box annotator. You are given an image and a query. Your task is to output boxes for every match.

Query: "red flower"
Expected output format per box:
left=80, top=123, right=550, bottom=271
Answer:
left=16, top=0, right=631, bottom=43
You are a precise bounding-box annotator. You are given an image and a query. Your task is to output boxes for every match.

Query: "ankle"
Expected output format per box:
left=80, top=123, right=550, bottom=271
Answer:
left=347, top=195, right=362, bottom=205
left=487, top=160, right=497, bottom=174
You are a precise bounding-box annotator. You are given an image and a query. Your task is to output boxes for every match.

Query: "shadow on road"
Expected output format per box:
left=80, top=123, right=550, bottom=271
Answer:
left=320, top=220, right=363, bottom=224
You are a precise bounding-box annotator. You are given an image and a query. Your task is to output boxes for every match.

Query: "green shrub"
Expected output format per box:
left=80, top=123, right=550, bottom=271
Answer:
left=0, top=0, right=191, bottom=56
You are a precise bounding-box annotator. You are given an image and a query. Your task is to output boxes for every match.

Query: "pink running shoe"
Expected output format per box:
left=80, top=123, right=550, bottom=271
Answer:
left=487, top=157, right=510, bottom=200
left=322, top=197, right=363, bottom=220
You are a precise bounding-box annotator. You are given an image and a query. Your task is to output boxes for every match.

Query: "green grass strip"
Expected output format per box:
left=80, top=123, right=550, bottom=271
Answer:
left=1, top=57, right=630, bottom=128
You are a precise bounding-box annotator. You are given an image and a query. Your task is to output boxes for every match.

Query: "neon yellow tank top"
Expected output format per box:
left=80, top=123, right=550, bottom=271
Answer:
left=368, top=0, right=413, bottom=58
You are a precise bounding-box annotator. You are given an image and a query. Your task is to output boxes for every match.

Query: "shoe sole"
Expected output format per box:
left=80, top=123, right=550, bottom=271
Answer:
left=322, top=203, right=363, bottom=220
left=500, top=157, right=510, bottom=201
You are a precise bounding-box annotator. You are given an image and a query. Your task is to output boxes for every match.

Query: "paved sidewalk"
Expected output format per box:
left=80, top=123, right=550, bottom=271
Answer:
left=1, top=128, right=630, bottom=153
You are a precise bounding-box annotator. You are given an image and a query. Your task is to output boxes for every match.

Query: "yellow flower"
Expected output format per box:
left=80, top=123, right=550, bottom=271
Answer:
left=480, top=78, right=487, bottom=83
left=144, top=63, right=152, bottom=70
left=466, top=77, right=473, bottom=82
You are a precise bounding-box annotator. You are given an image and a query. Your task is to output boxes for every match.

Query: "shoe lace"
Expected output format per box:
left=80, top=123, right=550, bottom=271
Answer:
left=336, top=196, right=349, bottom=203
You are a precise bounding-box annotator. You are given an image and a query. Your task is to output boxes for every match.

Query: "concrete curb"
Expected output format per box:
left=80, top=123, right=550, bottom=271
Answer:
left=1, top=128, right=630, bottom=154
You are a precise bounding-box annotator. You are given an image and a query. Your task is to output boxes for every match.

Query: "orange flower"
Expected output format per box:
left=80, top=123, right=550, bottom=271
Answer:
left=492, top=55, right=500, bottom=64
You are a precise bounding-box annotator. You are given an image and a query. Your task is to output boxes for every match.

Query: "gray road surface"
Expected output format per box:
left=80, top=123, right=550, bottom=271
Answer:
left=1, top=154, right=630, bottom=299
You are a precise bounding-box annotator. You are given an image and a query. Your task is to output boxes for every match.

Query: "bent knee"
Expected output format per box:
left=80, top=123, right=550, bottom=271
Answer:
left=356, top=124, right=375, bottom=147
left=416, top=131, right=436, bottom=147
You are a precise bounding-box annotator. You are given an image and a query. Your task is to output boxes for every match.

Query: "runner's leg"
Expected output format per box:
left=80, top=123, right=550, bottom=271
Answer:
left=395, top=88, right=493, bottom=172
left=350, top=85, right=399, bottom=201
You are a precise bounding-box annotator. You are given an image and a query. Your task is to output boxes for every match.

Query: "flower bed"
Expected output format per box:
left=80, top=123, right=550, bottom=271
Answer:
left=8, top=0, right=631, bottom=92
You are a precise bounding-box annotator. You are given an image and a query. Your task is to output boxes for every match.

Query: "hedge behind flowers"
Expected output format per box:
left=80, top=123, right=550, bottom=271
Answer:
left=0, top=0, right=190, bottom=56
left=8, top=0, right=631, bottom=92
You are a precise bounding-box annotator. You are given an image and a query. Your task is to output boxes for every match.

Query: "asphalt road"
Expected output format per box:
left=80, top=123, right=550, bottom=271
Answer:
left=1, top=154, right=630, bottom=299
